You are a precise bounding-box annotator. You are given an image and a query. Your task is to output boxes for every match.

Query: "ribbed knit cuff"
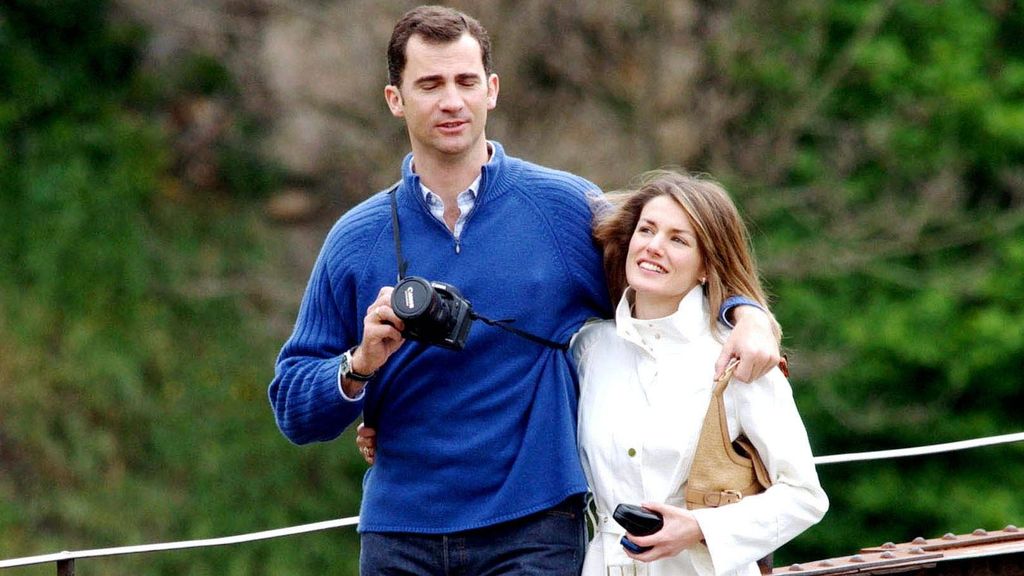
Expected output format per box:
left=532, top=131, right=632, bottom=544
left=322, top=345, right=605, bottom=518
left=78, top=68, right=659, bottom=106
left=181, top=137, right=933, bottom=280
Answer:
left=719, top=295, right=767, bottom=328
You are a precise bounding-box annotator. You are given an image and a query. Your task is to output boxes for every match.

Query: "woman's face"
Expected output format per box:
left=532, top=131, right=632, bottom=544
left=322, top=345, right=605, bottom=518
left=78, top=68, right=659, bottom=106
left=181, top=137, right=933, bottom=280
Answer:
left=625, top=194, right=706, bottom=319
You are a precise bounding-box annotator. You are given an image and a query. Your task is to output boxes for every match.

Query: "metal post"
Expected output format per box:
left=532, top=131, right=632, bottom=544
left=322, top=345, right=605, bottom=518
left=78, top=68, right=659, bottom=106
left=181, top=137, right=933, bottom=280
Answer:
left=57, top=559, right=74, bottom=576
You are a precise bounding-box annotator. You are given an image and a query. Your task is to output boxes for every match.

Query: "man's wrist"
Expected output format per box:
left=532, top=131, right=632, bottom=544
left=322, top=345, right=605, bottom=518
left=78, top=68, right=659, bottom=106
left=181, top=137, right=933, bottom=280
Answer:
left=337, top=346, right=375, bottom=401
left=342, top=346, right=376, bottom=381
left=349, top=346, right=376, bottom=377
left=338, top=368, right=367, bottom=401
left=718, top=295, right=767, bottom=328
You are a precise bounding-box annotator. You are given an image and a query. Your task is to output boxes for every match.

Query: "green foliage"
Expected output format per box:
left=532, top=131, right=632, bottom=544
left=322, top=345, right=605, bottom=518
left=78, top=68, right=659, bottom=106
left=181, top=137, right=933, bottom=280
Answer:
left=2, top=1, right=1024, bottom=574
left=215, top=119, right=287, bottom=200
left=0, top=2, right=358, bottom=574
left=713, top=0, right=1024, bottom=563
left=177, top=53, right=237, bottom=97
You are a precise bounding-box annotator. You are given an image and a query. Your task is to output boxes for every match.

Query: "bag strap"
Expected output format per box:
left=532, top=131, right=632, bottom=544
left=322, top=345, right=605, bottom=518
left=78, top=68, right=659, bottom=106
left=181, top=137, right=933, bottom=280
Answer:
left=712, top=358, right=740, bottom=397
left=685, top=358, right=780, bottom=510
left=710, top=357, right=780, bottom=487
left=708, top=359, right=754, bottom=471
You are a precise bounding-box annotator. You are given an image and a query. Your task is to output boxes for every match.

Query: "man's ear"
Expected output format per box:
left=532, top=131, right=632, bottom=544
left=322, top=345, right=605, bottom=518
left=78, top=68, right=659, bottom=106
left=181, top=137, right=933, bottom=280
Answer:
left=384, top=85, right=404, bottom=118
left=486, top=74, right=499, bottom=110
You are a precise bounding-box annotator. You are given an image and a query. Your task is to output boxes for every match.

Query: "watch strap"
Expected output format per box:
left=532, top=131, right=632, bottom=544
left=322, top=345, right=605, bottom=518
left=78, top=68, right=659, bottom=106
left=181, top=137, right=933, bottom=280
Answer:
left=342, top=346, right=375, bottom=382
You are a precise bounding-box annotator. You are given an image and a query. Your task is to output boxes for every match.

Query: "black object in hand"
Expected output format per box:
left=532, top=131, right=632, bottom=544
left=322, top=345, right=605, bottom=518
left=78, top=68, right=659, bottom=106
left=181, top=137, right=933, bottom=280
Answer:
left=613, top=503, right=663, bottom=553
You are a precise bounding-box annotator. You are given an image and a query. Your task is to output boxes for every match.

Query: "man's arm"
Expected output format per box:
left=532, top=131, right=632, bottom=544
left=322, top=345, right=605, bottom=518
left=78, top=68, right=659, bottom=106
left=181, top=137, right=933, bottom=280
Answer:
left=268, top=254, right=361, bottom=444
left=715, top=299, right=781, bottom=382
left=268, top=224, right=375, bottom=444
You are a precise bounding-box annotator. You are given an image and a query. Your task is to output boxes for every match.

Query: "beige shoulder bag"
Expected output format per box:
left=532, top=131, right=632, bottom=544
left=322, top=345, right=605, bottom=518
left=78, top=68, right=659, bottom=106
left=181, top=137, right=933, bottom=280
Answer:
left=684, top=360, right=771, bottom=510
left=684, top=358, right=787, bottom=574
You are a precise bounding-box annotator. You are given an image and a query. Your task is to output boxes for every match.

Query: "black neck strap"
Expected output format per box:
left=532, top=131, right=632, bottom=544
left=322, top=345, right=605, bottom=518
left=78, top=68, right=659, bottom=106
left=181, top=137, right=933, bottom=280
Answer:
left=388, top=188, right=568, bottom=351
left=470, top=314, right=569, bottom=351
left=390, top=186, right=408, bottom=281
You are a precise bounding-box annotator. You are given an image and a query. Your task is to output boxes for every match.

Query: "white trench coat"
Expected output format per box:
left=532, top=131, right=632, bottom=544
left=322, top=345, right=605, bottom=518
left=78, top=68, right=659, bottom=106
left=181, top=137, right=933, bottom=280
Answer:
left=572, top=287, right=828, bottom=576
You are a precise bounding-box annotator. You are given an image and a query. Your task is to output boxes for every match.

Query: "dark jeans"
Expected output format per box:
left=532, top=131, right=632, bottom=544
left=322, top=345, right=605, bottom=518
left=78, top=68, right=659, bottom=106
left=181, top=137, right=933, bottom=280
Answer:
left=359, top=496, right=587, bottom=576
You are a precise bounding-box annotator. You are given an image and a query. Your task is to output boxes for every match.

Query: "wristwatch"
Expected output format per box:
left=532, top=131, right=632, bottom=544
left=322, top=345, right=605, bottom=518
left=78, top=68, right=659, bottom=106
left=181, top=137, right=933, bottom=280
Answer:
left=340, top=346, right=375, bottom=382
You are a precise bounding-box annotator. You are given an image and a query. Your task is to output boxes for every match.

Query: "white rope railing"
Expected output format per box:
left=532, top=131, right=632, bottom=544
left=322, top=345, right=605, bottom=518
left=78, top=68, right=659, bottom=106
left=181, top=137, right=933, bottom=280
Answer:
left=2, top=432, right=1022, bottom=570
left=812, top=431, right=1024, bottom=465
left=0, top=517, right=359, bottom=569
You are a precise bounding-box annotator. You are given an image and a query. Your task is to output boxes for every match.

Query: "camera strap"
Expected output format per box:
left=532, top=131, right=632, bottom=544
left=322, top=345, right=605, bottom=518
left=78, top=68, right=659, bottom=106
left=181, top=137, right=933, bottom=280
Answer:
left=469, top=314, right=569, bottom=351
left=389, top=188, right=570, bottom=351
left=390, top=186, right=408, bottom=281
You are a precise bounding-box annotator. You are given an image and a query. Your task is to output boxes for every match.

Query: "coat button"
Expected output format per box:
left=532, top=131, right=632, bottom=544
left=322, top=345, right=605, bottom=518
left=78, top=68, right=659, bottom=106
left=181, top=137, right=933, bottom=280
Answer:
left=628, top=448, right=637, bottom=457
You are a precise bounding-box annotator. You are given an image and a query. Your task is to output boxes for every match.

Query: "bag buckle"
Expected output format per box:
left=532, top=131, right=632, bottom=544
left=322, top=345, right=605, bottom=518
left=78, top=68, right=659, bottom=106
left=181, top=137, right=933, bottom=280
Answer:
left=720, top=489, right=744, bottom=504
left=705, top=489, right=744, bottom=506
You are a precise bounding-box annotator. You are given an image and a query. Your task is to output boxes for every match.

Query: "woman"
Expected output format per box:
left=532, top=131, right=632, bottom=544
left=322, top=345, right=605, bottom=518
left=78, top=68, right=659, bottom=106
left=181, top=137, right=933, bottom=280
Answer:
left=574, top=170, right=827, bottom=575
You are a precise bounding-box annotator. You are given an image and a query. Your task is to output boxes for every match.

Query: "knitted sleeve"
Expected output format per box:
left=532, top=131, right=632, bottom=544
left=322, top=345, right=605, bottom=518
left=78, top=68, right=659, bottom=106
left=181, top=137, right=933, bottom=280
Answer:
left=518, top=167, right=613, bottom=330
left=268, top=198, right=389, bottom=444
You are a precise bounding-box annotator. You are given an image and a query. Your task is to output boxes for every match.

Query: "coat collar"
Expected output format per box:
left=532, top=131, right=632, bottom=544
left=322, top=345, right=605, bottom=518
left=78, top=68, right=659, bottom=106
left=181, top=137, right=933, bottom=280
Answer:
left=614, top=285, right=711, bottom=348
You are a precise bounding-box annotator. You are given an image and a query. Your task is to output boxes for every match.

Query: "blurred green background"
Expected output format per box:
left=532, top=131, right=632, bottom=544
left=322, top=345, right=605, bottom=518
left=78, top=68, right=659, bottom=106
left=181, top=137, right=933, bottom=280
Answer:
left=1, top=0, right=1022, bottom=574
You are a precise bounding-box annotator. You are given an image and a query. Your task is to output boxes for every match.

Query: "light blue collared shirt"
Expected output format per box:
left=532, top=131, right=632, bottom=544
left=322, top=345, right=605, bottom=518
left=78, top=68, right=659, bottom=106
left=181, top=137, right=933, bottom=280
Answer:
left=415, top=145, right=494, bottom=239
left=420, top=178, right=480, bottom=240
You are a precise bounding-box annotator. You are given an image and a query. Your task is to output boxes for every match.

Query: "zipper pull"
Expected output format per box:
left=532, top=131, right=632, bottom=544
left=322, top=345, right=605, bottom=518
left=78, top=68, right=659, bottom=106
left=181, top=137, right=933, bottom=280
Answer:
left=454, top=239, right=461, bottom=254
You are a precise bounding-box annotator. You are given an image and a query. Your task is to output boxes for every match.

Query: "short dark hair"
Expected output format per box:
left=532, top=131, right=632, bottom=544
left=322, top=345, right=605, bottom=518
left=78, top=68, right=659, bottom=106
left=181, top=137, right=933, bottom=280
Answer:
left=387, top=5, right=494, bottom=87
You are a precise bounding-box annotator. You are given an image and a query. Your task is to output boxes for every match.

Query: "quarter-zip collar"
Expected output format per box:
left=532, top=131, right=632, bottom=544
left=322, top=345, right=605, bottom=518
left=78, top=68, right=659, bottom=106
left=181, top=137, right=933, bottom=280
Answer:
left=395, top=141, right=516, bottom=254
left=400, top=140, right=511, bottom=209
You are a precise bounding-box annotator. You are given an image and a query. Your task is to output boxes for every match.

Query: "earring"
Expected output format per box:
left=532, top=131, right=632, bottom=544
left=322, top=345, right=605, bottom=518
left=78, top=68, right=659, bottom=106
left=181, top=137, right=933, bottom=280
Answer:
left=700, top=276, right=707, bottom=286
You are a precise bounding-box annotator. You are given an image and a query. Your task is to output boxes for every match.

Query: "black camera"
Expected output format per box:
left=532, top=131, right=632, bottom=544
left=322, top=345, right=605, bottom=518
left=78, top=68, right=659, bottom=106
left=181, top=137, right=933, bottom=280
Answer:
left=613, top=503, right=663, bottom=553
left=391, top=276, right=474, bottom=350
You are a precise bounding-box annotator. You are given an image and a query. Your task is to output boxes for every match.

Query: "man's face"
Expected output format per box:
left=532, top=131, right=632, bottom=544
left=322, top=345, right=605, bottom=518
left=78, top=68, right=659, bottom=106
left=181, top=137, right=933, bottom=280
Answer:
left=385, top=33, right=499, bottom=163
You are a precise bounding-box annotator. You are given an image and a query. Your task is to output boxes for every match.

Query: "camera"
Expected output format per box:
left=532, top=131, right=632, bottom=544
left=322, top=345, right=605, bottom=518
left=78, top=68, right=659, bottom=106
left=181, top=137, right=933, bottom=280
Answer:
left=613, top=503, right=663, bottom=553
left=391, top=276, right=474, bottom=350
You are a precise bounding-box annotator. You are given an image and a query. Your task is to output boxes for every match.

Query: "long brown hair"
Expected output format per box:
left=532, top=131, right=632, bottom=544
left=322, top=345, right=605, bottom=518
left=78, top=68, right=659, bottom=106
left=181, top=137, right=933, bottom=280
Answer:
left=592, top=170, right=779, bottom=341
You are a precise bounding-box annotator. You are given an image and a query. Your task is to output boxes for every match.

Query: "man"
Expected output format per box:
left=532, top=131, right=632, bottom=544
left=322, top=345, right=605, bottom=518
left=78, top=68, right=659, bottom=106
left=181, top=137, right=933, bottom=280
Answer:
left=269, top=5, right=780, bottom=574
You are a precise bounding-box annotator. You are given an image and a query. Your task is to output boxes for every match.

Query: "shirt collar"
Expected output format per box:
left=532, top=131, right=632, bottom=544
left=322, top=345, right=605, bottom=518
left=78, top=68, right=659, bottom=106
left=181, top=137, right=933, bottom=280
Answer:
left=420, top=174, right=482, bottom=204
left=413, top=142, right=494, bottom=203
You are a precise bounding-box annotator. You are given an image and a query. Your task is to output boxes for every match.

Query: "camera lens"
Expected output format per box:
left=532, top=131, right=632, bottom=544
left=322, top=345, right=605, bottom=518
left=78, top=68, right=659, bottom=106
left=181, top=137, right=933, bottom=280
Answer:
left=393, top=277, right=437, bottom=320
left=390, top=276, right=472, bottom=350
left=393, top=277, right=454, bottom=331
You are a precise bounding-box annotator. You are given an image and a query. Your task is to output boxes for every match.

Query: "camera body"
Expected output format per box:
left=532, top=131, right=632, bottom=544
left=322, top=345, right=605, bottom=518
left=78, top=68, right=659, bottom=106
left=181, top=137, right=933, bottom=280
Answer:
left=391, top=276, right=474, bottom=350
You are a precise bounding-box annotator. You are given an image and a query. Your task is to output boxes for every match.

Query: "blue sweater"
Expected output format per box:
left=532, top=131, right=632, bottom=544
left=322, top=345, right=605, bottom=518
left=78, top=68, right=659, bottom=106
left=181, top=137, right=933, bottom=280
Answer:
left=269, top=142, right=612, bottom=533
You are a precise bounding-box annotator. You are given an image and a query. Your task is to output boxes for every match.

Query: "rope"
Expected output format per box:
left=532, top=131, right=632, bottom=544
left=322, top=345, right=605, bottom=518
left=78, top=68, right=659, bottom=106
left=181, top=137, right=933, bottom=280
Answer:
left=2, top=432, right=1023, bottom=570
left=813, top=431, right=1024, bottom=465
left=0, top=517, right=359, bottom=569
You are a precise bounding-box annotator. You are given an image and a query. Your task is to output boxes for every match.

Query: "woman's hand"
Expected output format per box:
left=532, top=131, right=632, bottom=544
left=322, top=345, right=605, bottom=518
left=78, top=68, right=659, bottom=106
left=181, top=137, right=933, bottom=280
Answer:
left=355, top=423, right=376, bottom=465
left=623, top=501, right=704, bottom=562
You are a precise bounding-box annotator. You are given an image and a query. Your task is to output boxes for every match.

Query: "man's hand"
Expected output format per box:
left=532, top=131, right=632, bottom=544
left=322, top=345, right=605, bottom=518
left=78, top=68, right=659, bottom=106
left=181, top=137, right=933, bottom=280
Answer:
left=355, top=287, right=406, bottom=370
left=341, top=287, right=406, bottom=398
left=715, top=305, right=781, bottom=382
